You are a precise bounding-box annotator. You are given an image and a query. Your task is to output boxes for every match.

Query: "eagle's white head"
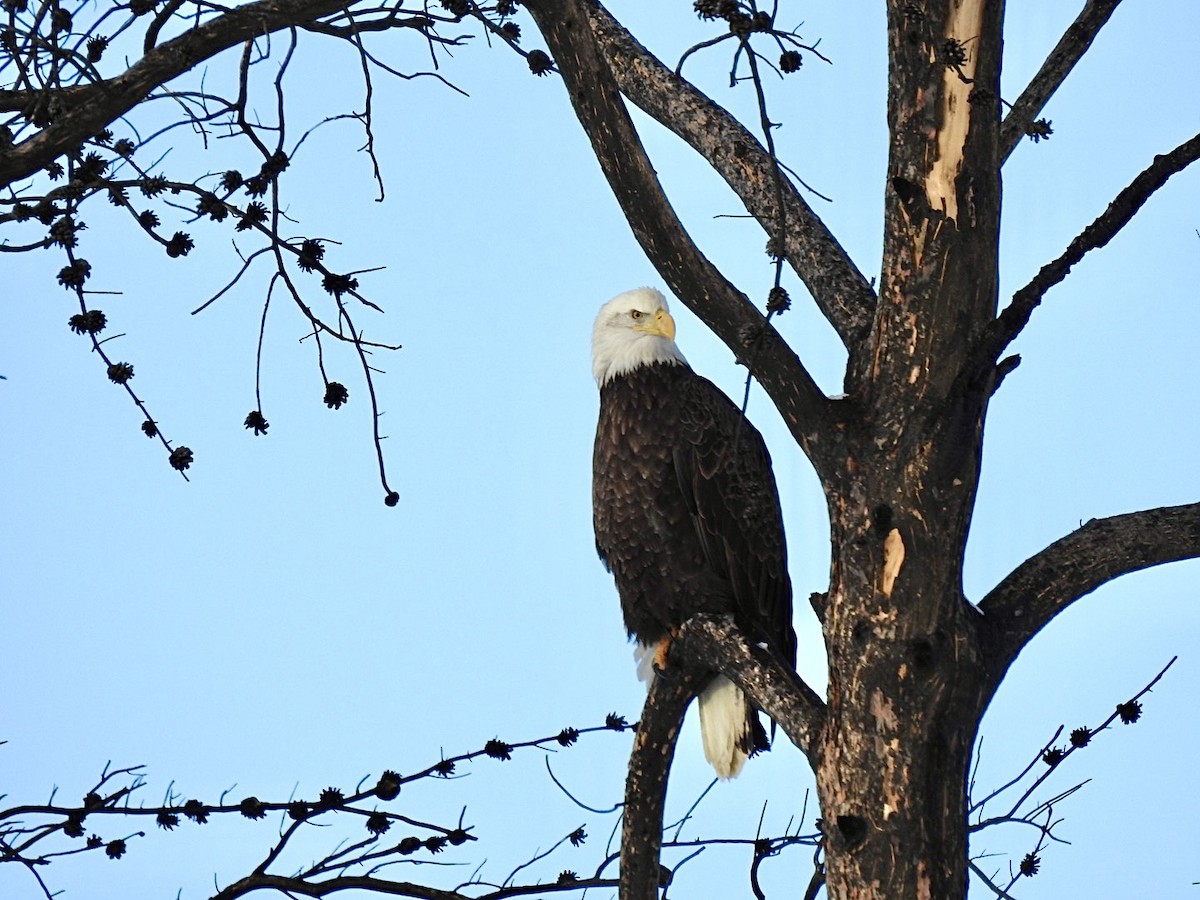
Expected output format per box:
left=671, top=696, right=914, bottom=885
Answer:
left=592, top=287, right=688, bottom=386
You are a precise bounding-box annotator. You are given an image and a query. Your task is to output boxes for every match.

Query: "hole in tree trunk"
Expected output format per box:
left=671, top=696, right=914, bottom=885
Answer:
left=835, top=814, right=868, bottom=849
left=912, top=637, right=935, bottom=672
left=890, top=176, right=921, bottom=211
left=872, top=503, right=894, bottom=533
left=852, top=620, right=870, bottom=647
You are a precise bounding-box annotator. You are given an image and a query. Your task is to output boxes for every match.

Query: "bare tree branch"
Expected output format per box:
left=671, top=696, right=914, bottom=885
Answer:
left=585, top=0, right=877, bottom=346
left=1, top=721, right=637, bottom=900
left=212, top=872, right=620, bottom=900
left=523, top=0, right=837, bottom=468
left=1000, top=0, right=1124, bottom=163
left=978, top=503, right=1200, bottom=690
left=0, top=0, right=419, bottom=190
left=976, top=130, right=1200, bottom=366
left=676, top=615, right=826, bottom=769
left=967, top=860, right=1021, bottom=900
left=615, top=616, right=824, bottom=900
left=620, top=655, right=704, bottom=900
left=971, top=658, right=1174, bottom=832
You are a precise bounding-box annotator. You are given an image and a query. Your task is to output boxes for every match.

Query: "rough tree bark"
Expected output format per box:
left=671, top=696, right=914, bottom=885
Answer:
left=520, top=0, right=1200, bottom=897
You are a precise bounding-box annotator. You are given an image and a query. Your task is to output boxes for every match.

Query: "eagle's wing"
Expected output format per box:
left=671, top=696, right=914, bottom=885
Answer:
left=673, top=375, right=796, bottom=668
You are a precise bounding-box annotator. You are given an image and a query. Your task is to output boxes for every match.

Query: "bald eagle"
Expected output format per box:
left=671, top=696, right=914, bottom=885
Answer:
left=592, top=287, right=796, bottom=779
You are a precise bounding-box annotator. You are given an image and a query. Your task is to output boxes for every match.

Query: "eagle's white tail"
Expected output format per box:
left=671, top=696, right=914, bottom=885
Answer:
left=698, top=675, right=751, bottom=779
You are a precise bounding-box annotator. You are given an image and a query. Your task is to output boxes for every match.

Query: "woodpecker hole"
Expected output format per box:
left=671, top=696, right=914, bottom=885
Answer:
left=852, top=620, right=870, bottom=647
left=872, top=503, right=894, bottom=533
left=836, top=814, right=868, bottom=849
left=911, top=638, right=935, bottom=672
left=890, top=176, right=921, bottom=210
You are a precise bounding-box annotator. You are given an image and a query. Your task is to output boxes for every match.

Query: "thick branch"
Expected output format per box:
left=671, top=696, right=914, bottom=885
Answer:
left=676, top=615, right=825, bottom=769
left=214, top=873, right=618, bottom=899
left=0, top=85, right=91, bottom=113
left=213, top=874, right=464, bottom=900
left=977, top=130, right=1200, bottom=364
left=621, top=659, right=705, bottom=900
left=619, top=616, right=824, bottom=899
left=978, top=502, right=1200, bottom=692
left=0, top=0, right=367, bottom=190
left=524, top=0, right=835, bottom=463
left=586, top=1, right=877, bottom=346
left=1000, top=0, right=1123, bottom=162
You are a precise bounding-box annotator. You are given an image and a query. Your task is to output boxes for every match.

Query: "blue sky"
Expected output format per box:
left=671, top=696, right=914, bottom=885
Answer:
left=3, top=3, right=1199, bottom=898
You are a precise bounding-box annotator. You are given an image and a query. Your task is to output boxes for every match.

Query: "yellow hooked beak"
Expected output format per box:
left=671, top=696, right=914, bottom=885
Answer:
left=635, top=308, right=676, bottom=341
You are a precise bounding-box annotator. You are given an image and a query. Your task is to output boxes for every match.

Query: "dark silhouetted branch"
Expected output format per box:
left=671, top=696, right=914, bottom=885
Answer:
left=619, top=656, right=704, bottom=900
left=0, top=721, right=633, bottom=900
left=968, top=658, right=1175, bottom=895
left=212, top=872, right=620, bottom=900
left=978, top=503, right=1200, bottom=689
left=1000, top=0, right=1124, bottom=162
left=0, top=0, right=379, bottom=189
left=978, top=130, right=1200, bottom=365
left=616, top=614, right=825, bottom=900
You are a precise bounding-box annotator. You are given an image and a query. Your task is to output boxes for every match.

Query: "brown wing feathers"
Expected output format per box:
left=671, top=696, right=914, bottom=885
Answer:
left=673, top=374, right=796, bottom=669
left=594, top=363, right=795, bottom=669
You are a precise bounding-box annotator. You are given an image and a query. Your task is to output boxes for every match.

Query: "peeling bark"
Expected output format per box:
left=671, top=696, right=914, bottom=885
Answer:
left=926, top=0, right=986, bottom=222
left=880, top=528, right=906, bottom=598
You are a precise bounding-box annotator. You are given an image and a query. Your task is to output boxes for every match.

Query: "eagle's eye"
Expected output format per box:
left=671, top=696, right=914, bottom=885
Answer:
left=630, top=310, right=643, bottom=320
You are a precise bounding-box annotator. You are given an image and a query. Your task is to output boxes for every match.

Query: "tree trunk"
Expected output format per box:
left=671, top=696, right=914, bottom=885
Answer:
left=817, top=459, right=990, bottom=897
left=815, top=1, right=1006, bottom=892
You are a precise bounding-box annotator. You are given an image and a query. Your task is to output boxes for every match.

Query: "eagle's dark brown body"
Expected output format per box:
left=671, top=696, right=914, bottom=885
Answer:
left=592, top=361, right=796, bottom=671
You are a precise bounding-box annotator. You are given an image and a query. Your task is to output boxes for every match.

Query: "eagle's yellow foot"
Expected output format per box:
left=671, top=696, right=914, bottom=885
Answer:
left=651, top=633, right=677, bottom=679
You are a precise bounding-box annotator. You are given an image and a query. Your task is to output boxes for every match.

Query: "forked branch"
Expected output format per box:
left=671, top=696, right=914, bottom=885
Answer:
left=586, top=0, right=877, bottom=346
left=0, top=0, right=367, bottom=189
left=523, top=0, right=836, bottom=465
left=620, top=615, right=824, bottom=900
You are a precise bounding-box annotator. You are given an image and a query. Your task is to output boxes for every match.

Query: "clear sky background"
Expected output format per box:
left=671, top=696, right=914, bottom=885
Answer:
left=3, top=3, right=1199, bottom=898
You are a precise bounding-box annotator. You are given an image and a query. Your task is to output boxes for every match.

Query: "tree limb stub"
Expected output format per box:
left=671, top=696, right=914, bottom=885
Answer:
left=978, top=501, right=1200, bottom=692
left=585, top=0, right=877, bottom=347
left=1000, top=0, right=1124, bottom=163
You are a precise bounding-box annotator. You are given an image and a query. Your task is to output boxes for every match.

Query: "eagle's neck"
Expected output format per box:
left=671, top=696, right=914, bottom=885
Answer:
left=593, top=335, right=687, bottom=386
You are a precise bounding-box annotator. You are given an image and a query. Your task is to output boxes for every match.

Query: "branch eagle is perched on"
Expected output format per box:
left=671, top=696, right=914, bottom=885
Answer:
left=591, top=287, right=797, bottom=778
